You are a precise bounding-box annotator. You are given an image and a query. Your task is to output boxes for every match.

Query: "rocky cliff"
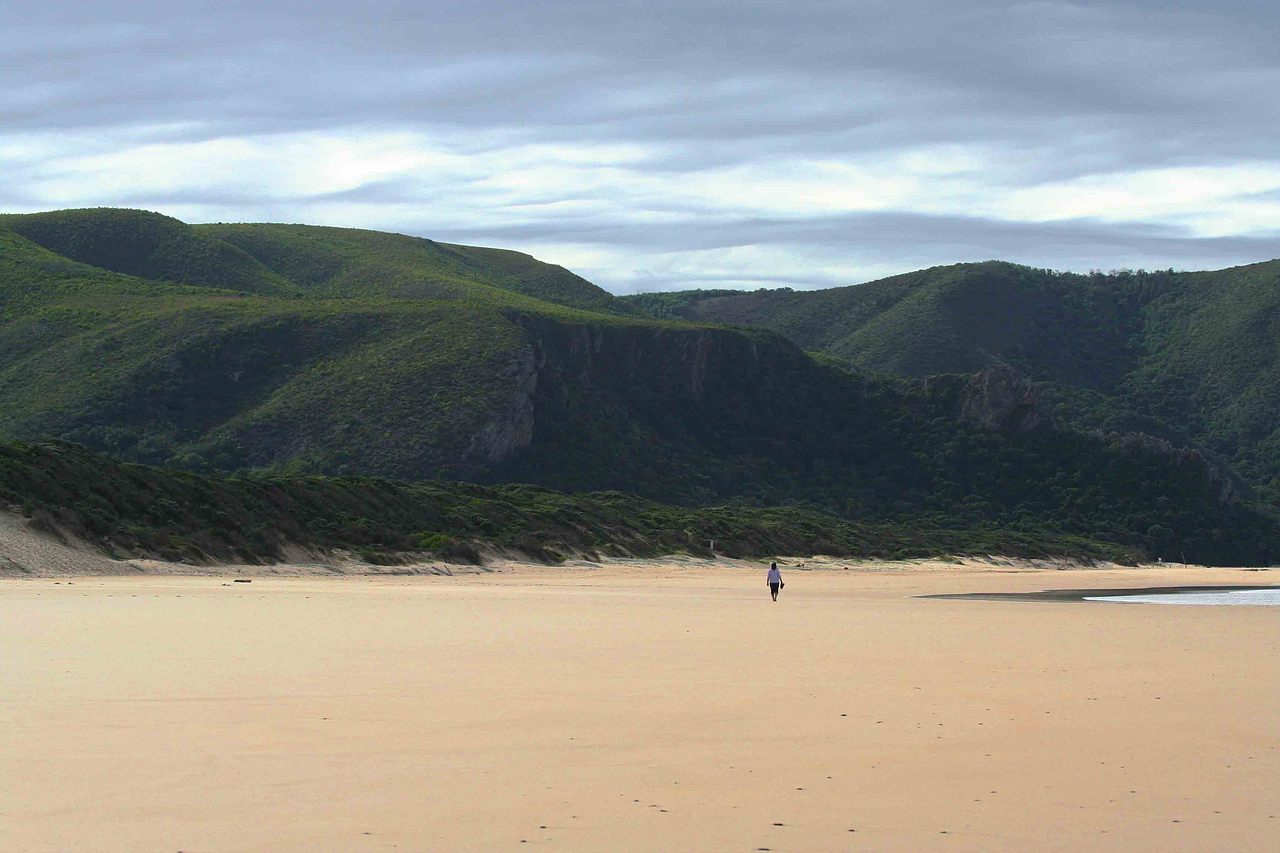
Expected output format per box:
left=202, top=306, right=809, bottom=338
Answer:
left=958, top=367, right=1051, bottom=433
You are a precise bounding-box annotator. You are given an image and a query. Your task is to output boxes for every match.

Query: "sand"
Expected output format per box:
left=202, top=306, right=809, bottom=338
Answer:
left=3, top=561, right=1279, bottom=851
left=0, top=512, right=125, bottom=576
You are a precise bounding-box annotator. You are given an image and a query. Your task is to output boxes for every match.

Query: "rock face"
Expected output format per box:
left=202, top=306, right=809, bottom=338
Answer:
left=958, top=367, right=1049, bottom=433
left=480, top=313, right=817, bottom=496
left=464, top=345, right=539, bottom=464
left=516, top=318, right=769, bottom=405
left=1106, top=431, right=1238, bottom=504
left=505, top=314, right=791, bottom=422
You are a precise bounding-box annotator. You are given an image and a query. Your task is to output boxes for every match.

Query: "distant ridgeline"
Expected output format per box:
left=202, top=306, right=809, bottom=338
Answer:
left=1, top=208, right=1278, bottom=565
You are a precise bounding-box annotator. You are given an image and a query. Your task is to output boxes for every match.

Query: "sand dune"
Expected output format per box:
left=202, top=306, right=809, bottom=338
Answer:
left=3, top=562, right=1278, bottom=851
left=0, top=512, right=125, bottom=576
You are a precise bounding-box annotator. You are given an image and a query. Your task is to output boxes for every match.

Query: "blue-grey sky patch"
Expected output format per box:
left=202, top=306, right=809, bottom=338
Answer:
left=2, top=0, right=1278, bottom=291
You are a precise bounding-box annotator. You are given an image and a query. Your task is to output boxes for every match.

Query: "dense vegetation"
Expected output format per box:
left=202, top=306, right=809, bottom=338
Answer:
left=2, top=209, right=1278, bottom=566
left=0, top=209, right=649, bottom=480
left=0, top=440, right=1133, bottom=565
left=2, top=208, right=639, bottom=313
left=625, top=261, right=1280, bottom=506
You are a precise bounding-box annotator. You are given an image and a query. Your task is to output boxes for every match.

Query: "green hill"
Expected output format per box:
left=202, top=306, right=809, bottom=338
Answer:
left=199, top=221, right=639, bottom=313
left=628, top=262, right=1151, bottom=386
left=1, top=208, right=299, bottom=296
left=3, top=209, right=1278, bottom=565
left=1, top=207, right=638, bottom=313
left=626, top=260, right=1280, bottom=505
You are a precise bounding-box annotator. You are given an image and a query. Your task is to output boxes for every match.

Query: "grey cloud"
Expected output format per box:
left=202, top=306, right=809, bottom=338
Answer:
left=403, top=208, right=1272, bottom=255
left=411, top=209, right=1279, bottom=290
left=3, top=0, right=1280, bottom=289
left=4, top=1, right=1278, bottom=173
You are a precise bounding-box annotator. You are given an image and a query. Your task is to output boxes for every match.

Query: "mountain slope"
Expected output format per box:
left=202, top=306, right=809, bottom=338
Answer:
left=1, top=208, right=638, bottom=314
left=628, top=262, right=1153, bottom=388
left=0, top=225, right=546, bottom=479
left=628, top=260, right=1280, bottom=503
left=1, top=208, right=299, bottom=296
left=198, top=221, right=639, bottom=314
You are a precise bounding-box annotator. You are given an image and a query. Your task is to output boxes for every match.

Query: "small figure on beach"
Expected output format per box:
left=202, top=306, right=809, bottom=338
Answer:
left=767, top=562, right=784, bottom=601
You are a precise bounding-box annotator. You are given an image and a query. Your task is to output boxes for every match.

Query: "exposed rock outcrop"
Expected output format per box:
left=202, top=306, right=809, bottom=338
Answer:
left=1104, top=431, right=1239, bottom=504
left=464, top=345, right=539, bottom=463
left=509, top=314, right=788, bottom=413
left=957, top=366, right=1049, bottom=433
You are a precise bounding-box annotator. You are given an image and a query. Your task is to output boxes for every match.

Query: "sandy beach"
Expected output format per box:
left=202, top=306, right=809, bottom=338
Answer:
left=3, top=561, right=1278, bottom=852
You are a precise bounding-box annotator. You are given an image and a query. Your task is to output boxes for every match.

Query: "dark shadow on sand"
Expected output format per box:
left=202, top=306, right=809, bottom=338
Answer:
left=921, top=584, right=1280, bottom=602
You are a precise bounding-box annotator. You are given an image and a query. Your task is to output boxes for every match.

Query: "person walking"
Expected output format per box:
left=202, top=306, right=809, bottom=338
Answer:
left=767, top=561, right=784, bottom=601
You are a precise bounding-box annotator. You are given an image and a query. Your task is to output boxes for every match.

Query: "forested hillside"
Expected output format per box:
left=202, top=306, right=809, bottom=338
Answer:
left=627, top=260, right=1280, bottom=505
left=3, top=209, right=1278, bottom=565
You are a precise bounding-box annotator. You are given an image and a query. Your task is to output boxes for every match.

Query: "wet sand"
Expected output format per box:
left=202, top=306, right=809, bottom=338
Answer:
left=926, top=583, right=1280, bottom=602
left=3, top=563, right=1279, bottom=851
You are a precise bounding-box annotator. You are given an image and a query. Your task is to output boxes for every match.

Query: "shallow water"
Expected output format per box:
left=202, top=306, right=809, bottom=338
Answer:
left=1086, top=588, right=1280, bottom=606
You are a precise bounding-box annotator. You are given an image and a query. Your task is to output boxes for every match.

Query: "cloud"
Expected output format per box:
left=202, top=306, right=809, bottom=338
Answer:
left=2, top=0, right=1279, bottom=290
left=427, top=211, right=1280, bottom=292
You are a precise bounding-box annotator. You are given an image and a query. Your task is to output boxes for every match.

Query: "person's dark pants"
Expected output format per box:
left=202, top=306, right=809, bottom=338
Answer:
left=770, top=582, right=780, bottom=601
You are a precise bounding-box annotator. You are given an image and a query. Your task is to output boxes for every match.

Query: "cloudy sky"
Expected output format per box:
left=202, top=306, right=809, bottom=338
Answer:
left=3, top=1, right=1278, bottom=292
